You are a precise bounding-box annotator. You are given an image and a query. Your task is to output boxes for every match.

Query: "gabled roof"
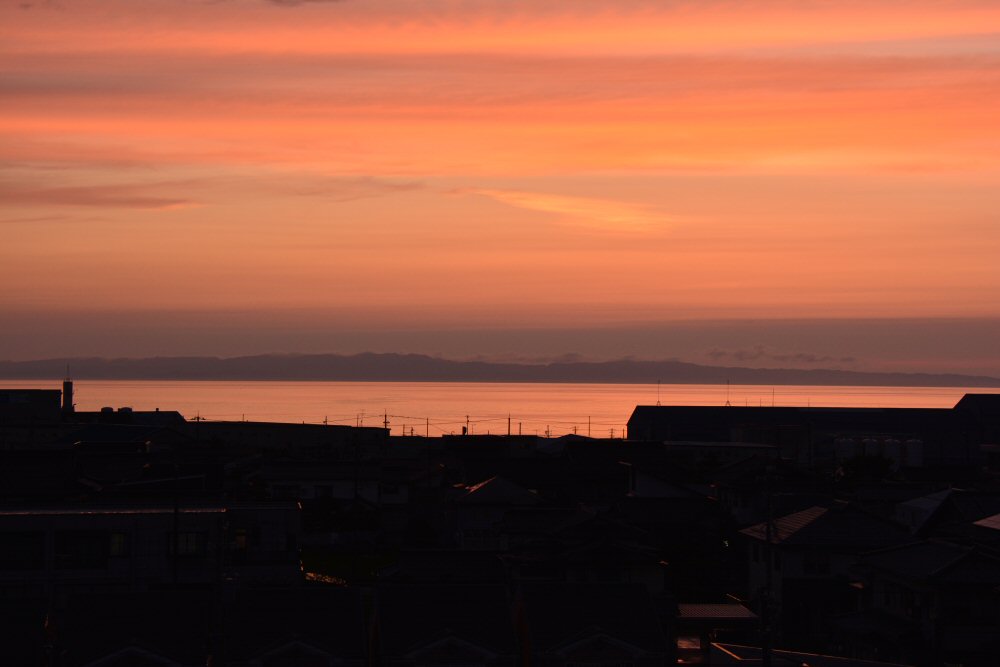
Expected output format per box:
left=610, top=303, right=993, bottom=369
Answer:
left=517, top=583, right=667, bottom=654
left=677, top=603, right=757, bottom=621
left=740, top=502, right=908, bottom=549
left=60, top=423, right=190, bottom=446
left=895, top=488, right=952, bottom=532
left=376, top=584, right=516, bottom=657
left=459, top=475, right=540, bottom=506
left=973, top=512, right=1000, bottom=532
left=711, top=641, right=912, bottom=666
left=861, top=540, right=1000, bottom=585
left=223, top=588, right=366, bottom=661
left=380, top=549, right=508, bottom=583
left=954, top=393, right=1000, bottom=414
left=60, top=591, right=212, bottom=666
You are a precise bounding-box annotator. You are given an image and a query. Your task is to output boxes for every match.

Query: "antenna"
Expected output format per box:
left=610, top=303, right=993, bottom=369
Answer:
left=725, top=379, right=732, bottom=407
left=656, top=379, right=661, bottom=406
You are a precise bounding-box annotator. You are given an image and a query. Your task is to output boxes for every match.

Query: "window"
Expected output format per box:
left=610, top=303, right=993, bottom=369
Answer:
left=109, top=532, right=130, bottom=557
left=233, top=528, right=248, bottom=551
left=803, top=550, right=830, bottom=575
left=0, top=532, right=44, bottom=570
left=55, top=531, right=109, bottom=569
left=167, top=531, right=208, bottom=556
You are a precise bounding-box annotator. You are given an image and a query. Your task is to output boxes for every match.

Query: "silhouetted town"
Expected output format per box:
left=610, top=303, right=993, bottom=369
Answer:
left=2, top=381, right=1000, bottom=665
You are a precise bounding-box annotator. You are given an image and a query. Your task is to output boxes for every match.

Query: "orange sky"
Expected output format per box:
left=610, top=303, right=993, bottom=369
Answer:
left=2, top=0, right=1000, bottom=369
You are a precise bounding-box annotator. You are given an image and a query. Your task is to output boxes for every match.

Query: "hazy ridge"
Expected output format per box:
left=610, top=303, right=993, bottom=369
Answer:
left=1, top=354, right=999, bottom=387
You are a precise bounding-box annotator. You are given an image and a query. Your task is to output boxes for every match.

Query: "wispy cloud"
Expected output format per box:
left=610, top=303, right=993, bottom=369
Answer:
left=0, top=183, right=198, bottom=210
left=464, top=188, right=675, bottom=232
left=289, top=176, right=423, bottom=202
left=266, top=0, right=346, bottom=6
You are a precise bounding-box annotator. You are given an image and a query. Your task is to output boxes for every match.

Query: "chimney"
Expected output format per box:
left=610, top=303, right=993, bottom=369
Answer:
left=62, top=379, right=75, bottom=416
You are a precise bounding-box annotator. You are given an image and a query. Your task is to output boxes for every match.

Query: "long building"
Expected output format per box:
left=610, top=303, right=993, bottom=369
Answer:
left=627, top=393, right=1000, bottom=469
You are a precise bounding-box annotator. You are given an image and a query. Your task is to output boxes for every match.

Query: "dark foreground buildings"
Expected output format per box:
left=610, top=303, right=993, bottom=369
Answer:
left=2, top=383, right=999, bottom=665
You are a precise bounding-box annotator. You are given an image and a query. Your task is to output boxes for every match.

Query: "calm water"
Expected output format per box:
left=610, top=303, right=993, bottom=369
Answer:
left=5, top=380, right=999, bottom=438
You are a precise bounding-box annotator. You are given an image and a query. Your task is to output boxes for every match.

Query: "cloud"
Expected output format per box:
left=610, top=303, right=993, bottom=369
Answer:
left=0, top=183, right=198, bottom=210
left=266, top=0, right=346, bottom=5
left=464, top=188, right=675, bottom=232
left=708, top=345, right=856, bottom=366
left=0, top=213, right=106, bottom=225
left=290, top=176, right=423, bottom=202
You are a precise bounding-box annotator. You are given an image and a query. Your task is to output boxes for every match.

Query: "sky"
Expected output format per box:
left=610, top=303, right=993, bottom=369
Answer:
left=2, top=0, right=999, bottom=375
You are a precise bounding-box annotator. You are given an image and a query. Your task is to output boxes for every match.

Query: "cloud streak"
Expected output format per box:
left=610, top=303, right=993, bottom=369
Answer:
left=0, top=183, right=198, bottom=210
left=464, top=189, right=677, bottom=232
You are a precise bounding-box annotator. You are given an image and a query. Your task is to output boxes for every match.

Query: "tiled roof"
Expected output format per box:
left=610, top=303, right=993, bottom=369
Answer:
left=740, top=503, right=908, bottom=549
left=740, top=506, right=828, bottom=543
left=518, top=583, right=667, bottom=653
left=376, top=584, right=516, bottom=656
left=862, top=540, right=1000, bottom=584
left=677, top=603, right=757, bottom=620
left=459, top=475, right=540, bottom=506
left=712, top=642, right=912, bottom=666
left=973, top=512, right=1000, bottom=531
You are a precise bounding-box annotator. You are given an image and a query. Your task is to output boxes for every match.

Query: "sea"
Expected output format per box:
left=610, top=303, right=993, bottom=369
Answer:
left=4, top=380, right=999, bottom=438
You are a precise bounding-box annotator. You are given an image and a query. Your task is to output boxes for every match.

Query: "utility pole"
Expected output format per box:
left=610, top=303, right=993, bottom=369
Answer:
left=761, top=465, right=775, bottom=667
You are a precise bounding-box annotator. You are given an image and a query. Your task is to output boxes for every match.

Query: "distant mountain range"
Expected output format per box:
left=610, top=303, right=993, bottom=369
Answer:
left=1, top=353, right=999, bottom=387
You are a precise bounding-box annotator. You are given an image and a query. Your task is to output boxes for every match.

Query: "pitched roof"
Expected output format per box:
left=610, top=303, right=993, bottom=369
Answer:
left=861, top=540, right=1000, bottom=585
left=223, top=588, right=366, bottom=661
left=459, top=475, right=540, bottom=506
left=376, top=584, right=516, bottom=656
left=973, top=512, right=1000, bottom=532
left=380, top=550, right=508, bottom=583
left=711, top=641, right=912, bottom=666
left=518, top=583, right=667, bottom=653
left=677, top=603, right=757, bottom=621
left=59, top=591, right=213, bottom=666
left=740, top=502, right=908, bottom=549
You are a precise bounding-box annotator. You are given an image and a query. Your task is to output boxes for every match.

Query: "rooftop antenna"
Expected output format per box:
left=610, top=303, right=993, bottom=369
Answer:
left=656, top=380, right=661, bottom=406
left=725, top=379, right=732, bottom=407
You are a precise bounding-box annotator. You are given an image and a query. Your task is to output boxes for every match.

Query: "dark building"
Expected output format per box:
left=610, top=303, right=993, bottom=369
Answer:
left=627, top=394, right=1000, bottom=470
left=0, top=388, right=63, bottom=424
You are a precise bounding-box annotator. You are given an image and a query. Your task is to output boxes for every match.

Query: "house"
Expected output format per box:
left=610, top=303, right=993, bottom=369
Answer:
left=0, top=499, right=301, bottom=605
left=675, top=603, right=757, bottom=664
left=221, top=588, right=367, bottom=666
left=739, top=502, right=910, bottom=649
left=515, top=582, right=671, bottom=667
left=452, top=476, right=541, bottom=550
left=833, top=540, right=1000, bottom=666
left=374, top=583, right=517, bottom=667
